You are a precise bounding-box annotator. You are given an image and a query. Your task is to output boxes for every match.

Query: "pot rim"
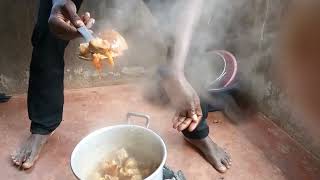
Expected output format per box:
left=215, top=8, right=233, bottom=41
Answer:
left=70, top=124, right=167, bottom=180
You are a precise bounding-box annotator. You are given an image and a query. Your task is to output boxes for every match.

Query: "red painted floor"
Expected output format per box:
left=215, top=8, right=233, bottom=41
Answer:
left=0, top=84, right=319, bottom=180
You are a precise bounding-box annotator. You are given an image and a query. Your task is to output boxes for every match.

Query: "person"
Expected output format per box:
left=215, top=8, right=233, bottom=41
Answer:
left=11, top=0, right=231, bottom=173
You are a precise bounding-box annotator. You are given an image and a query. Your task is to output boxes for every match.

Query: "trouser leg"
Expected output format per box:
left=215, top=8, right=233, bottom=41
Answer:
left=182, top=99, right=210, bottom=139
left=28, top=0, right=83, bottom=134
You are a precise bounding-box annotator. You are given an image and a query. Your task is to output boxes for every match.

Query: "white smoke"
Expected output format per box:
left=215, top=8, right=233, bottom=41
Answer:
left=80, top=0, right=247, bottom=101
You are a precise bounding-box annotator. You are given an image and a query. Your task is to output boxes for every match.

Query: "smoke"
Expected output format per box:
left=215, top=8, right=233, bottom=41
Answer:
left=81, top=0, right=247, bottom=107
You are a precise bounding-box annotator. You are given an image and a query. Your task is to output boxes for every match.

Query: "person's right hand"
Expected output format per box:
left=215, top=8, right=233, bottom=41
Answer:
left=48, top=0, right=95, bottom=40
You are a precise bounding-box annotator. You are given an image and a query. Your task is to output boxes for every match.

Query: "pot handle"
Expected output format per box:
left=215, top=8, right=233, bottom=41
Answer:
left=126, top=112, right=150, bottom=128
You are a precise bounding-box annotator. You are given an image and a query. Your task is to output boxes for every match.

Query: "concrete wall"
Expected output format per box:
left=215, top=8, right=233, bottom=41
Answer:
left=226, top=0, right=320, bottom=159
left=1, top=0, right=320, bottom=159
left=0, top=0, right=37, bottom=94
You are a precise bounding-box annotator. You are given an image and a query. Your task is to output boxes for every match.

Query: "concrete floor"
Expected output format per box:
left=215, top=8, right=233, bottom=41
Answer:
left=0, top=84, right=319, bottom=180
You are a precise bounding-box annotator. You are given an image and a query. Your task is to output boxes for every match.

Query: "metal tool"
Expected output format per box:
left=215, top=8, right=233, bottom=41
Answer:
left=77, top=26, right=94, bottom=42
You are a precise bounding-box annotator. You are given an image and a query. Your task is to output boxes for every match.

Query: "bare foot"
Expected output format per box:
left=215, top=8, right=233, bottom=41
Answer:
left=185, top=137, right=231, bottom=173
left=11, top=134, right=50, bottom=169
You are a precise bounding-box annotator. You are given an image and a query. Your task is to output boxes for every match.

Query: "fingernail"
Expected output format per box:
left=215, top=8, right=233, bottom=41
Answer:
left=192, top=114, right=198, bottom=121
left=92, top=19, right=95, bottom=24
left=76, top=20, right=85, bottom=27
left=85, top=12, right=90, bottom=17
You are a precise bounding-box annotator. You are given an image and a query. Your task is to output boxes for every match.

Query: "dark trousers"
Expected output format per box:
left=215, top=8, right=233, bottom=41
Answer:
left=28, top=0, right=82, bottom=134
left=28, top=0, right=209, bottom=139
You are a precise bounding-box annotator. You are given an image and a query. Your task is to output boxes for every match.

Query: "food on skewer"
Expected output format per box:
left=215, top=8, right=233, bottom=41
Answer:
left=78, top=30, right=128, bottom=71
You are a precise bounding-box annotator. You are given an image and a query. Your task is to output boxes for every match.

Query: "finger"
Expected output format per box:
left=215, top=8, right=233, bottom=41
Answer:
left=63, top=2, right=84, bottom=28
left=85, top=18, right=95, bottom=29
left=81, top=14, right=85, bottom=22
left=188, top=103, right=203, bottom=132
left=188, top=118, right=200, bottom=132
left=172, top=110, right=185, bottom=120
left=172, top=112, right=180, bottom=125
left=187, top=109, right=200, bottom=132
left=196, top=104, right=203, bottom=119
left=177, top=118, right=192, bottom=131
left=174, top=116, right=186, bottom=129
left=82, top=12, right=90, bottom=24
left=48, top=16, right=79, bottom=40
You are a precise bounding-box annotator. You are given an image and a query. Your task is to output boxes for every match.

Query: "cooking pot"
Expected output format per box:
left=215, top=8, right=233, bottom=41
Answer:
left=71, top=112, right=167, bottom=180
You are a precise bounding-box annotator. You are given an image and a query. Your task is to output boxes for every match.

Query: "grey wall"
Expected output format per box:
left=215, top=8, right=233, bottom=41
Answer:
left=0, top=0, right=37, bottom=94
left=226, top=0, right=320, bottom=159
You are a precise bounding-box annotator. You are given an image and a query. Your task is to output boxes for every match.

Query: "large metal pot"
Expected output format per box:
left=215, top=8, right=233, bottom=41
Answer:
left=71, top=112, right=167, bottom=180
